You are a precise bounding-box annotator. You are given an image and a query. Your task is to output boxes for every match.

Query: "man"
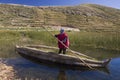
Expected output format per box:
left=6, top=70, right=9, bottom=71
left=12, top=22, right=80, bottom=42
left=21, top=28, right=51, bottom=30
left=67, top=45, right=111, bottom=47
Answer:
left=55, top=28, right=69, bottom=54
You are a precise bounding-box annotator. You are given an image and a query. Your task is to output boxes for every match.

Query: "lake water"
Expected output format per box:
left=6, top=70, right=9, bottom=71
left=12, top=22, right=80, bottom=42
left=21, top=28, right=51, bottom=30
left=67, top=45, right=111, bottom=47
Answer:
left=0, top=47, right=120, bottom=80
left=1, top=56, right=120, bottom=80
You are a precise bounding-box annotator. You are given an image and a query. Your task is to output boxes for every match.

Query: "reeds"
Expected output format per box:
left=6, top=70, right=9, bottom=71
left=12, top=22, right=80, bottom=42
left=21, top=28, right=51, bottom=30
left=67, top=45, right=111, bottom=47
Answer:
left=0, top=30, right=119, bottom=58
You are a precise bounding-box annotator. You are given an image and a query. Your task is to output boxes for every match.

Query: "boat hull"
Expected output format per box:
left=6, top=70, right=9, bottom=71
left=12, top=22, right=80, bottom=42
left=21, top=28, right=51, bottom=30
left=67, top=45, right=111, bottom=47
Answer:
left=15, top=45, right=111, bottom=69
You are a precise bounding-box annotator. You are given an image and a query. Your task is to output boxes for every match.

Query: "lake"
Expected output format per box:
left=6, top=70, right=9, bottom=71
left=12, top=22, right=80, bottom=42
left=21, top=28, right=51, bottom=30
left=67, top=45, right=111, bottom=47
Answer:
left=1, top=50, right=120, bottom=80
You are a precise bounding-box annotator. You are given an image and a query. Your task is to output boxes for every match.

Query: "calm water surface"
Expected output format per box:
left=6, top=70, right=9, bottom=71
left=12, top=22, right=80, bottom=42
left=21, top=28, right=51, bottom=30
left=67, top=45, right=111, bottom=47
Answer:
left=0, top=47, right=120, bottom=80
left=1, top=57, right=120, bottom=80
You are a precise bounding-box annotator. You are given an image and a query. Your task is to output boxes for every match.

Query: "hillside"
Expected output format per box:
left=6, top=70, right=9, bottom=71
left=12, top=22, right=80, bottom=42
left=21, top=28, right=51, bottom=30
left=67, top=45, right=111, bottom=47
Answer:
left=0, top=4, right=120, bottom=32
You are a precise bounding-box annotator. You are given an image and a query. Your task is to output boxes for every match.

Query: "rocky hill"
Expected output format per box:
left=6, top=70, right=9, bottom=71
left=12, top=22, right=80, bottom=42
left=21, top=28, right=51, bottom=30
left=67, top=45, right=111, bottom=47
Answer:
left=0, top=4, right=120, bottom=32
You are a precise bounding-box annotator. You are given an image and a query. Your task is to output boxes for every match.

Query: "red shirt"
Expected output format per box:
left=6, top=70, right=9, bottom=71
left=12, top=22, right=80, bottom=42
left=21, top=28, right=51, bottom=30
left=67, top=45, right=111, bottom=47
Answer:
left=56, top=33, right=69, bottom=49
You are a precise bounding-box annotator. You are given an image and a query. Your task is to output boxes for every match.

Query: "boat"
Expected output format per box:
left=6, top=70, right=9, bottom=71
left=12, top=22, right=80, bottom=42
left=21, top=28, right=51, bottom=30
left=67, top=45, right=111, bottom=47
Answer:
left=15, top=45, right=111, bottom=69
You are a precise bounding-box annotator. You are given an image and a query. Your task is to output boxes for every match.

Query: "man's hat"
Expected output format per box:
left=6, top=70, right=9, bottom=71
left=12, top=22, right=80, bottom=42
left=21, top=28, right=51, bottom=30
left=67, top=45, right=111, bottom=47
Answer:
left=60, top=28, right=64, bottom=33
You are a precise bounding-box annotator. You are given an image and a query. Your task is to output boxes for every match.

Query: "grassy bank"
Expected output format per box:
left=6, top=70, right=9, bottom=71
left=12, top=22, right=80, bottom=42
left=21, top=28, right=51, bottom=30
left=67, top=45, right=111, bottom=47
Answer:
left=0, top=30, right=120, bottom=59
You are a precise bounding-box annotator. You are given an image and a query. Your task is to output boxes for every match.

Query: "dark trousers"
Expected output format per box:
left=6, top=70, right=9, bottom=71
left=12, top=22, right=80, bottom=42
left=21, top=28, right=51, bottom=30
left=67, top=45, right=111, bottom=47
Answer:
left=59, top=48, right=66, bottom=54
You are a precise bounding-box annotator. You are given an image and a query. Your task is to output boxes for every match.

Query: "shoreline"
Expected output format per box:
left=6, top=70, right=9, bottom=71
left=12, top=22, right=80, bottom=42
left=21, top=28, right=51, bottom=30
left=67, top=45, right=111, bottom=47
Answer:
left=0, top=61, right=15, bottom=80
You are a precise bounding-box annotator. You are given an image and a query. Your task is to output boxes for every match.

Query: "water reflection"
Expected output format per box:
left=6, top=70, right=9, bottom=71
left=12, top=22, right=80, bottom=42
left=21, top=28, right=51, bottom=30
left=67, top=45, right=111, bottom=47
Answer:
left=3, top=58, right=59, bottom=80
left=1, top=57, right=120, bottom=80
left=58, top=69, right=67, bottom=80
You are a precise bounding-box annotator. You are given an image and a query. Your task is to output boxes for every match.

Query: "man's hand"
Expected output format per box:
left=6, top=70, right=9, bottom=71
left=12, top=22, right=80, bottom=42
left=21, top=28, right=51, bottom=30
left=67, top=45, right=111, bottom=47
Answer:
left=54, top=35, right=58, bottom=37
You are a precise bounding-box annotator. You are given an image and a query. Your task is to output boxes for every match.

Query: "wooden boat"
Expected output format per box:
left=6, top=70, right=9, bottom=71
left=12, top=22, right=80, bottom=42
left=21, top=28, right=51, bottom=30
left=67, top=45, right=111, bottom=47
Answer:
left=15, top=45, right=111, bottom=69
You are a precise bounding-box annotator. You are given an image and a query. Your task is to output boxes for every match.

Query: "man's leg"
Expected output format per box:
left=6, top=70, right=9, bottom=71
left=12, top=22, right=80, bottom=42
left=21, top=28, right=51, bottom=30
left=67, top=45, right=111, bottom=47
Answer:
left=63, top=48, right=66, bottom=54
left=58, top=48, right=62, bottom=54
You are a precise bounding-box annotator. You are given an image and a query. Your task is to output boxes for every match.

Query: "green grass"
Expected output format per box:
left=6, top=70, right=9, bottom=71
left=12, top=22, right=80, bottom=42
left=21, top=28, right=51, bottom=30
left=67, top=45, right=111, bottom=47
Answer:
left=69, top=32, right=120, bottom=51
left=69, top=32, right=120, bottom=59
left=0, top=30, right=120, bottom=59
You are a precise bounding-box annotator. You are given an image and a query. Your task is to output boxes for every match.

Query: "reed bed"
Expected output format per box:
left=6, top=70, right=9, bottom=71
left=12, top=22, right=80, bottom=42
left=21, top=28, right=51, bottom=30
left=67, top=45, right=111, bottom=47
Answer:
left=0, top=30, right=119, bottom=59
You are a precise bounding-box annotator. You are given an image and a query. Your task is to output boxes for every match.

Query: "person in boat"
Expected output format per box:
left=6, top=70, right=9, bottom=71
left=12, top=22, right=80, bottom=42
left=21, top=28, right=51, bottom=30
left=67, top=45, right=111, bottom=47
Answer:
left=55, top=28, right=69, bottom=54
